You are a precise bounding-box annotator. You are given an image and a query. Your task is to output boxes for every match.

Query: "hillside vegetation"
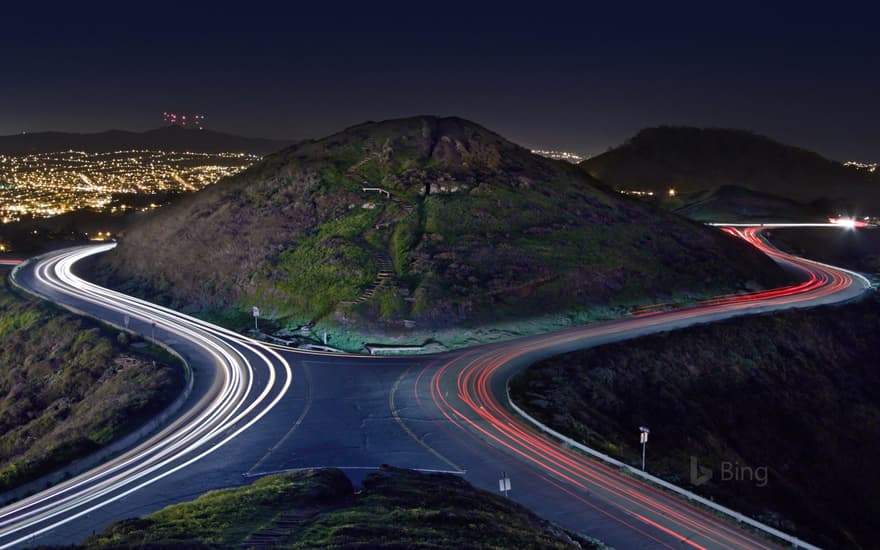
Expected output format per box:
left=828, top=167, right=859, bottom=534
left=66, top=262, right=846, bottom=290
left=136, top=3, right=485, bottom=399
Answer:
left=511, top=294, right=880, bottom=549
left=582, top=126, right=880, bottom=212
left=0, top=270, right=183, bottom=494
left=667, top=185, right=826, bottom=223
left=94, top=116, right=788, bottom=350
left=77, top=467, right=603, bottom=549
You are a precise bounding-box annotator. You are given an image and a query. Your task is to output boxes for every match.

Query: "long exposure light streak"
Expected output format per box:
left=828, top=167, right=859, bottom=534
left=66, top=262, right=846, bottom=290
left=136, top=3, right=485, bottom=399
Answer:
left=415, top=225, right=870, bottom=550
left=0, top=245, right=293, bottom=548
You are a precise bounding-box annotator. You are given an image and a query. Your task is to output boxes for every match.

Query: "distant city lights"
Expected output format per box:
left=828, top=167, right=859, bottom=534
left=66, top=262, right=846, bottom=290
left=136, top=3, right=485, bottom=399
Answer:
left=844, top=160, right=878, bottom=173
left=620, top=189, right=655, bottom=197
left=0, top=150, right=258, bottom=221
left=531, top=149, right=585, bottom=163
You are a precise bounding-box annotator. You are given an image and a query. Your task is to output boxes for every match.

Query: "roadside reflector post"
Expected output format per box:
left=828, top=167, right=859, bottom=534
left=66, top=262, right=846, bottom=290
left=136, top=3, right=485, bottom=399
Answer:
left=499, top=472, right=511, bottom=497
left=639, top=426, right=650, bottom=471
left=252, top=306, right=260, bottom=334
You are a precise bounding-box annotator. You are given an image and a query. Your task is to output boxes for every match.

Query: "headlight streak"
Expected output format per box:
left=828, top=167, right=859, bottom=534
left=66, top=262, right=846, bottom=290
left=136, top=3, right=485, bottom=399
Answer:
left=0, top=245, right=293, bottom=548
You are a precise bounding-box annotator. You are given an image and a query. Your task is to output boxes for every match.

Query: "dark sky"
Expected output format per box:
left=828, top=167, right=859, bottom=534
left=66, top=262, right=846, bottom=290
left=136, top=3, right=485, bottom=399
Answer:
left=2, top=2, right=878, bottom=161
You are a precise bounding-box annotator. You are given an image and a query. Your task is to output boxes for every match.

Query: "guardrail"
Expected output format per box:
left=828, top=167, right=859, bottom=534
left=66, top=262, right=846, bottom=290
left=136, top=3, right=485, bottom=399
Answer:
left=504, top=384, right=821, bottom=550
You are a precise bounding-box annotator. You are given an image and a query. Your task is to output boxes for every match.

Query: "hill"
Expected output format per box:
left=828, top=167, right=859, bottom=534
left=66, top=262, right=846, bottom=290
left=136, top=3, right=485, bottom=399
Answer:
left=93, top=116, right=789, bottom=350
left=0, top=126, right=293, bottom=155
left=0, top=269, right=183, bottom=496
left=669, top=185, right=827, bottom=222
left=73, top=467, right=602, bottom=549
left=510, top=293, right=880, bottom=549
left=582, top=126, right=880, bottom=213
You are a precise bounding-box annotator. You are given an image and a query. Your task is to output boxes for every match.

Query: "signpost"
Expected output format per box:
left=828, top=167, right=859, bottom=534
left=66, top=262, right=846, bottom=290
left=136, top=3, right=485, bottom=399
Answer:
left=252, top=306, right=260, bottom=333
left=499, top=472, right=511, bottom=498
left=639, top=426, right=650, bottom=471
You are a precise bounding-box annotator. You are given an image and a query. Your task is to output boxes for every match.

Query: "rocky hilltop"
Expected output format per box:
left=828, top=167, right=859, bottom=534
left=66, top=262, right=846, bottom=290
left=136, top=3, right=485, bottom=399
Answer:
left=95, top=116, right=788, bottom=348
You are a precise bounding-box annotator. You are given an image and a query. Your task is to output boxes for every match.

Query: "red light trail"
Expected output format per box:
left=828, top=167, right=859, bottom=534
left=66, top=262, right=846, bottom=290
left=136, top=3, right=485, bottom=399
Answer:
left=411, top=225, right=869, bottom=550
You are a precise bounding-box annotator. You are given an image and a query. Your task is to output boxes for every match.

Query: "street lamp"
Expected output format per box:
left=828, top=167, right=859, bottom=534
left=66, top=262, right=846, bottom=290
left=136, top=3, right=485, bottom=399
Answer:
left=639, top=426, right=650, bottom=471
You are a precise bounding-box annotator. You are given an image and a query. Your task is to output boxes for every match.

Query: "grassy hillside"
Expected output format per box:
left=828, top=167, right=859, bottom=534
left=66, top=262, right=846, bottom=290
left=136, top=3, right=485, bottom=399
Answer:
left=0, top=270, right=183, bottom=494
left=511, top=295, right=880, bottom=549
left=582, top=126, right=880, bottom=213
left=77, top=467, right=603, bottom=549
left=93, top=116, right=788, bottom=350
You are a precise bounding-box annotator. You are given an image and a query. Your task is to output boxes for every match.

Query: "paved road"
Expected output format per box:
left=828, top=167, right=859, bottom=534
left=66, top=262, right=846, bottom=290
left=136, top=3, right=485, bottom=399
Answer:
left=0, top=226, right=870, bottom=549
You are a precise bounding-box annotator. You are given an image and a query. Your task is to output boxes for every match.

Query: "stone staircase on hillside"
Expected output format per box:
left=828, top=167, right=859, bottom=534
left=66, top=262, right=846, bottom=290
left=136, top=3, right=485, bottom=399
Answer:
left=355, top=250, right=395, bottom=303
left=337, top=187, right=411, bottom=308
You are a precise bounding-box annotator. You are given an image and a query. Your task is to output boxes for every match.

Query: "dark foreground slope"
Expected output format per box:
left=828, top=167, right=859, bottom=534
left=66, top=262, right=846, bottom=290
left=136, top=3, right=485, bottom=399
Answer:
left=511, top=293, right=880, bottom=549
left=0, top=270, right=183, bottom=495
left=582, top=126, right=880, bottom=212
left=95, top=116, right=787, bottom=348
left=72, top=467, right=603, bottom=549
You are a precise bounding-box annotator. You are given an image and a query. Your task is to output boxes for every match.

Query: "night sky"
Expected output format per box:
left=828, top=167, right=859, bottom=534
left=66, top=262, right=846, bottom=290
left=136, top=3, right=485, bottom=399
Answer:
left=2, top=2, right=879, bottom=161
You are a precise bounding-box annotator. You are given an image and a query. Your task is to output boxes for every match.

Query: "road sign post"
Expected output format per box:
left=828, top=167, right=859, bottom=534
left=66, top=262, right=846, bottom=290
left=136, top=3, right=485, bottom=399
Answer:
left=639, top=426, right=650, bottom=471
left=499, top=472, right=511, bottom=498
left=252, top=306, right=260, bottom=334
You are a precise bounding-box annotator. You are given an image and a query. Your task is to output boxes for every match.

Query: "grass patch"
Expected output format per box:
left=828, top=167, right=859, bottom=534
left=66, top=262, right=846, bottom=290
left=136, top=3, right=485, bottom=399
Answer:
left=0, top=269, right=185, bottom=494
left=87, top=469, right=351, bottom=548
left=82, top=467, right=604, bottom=549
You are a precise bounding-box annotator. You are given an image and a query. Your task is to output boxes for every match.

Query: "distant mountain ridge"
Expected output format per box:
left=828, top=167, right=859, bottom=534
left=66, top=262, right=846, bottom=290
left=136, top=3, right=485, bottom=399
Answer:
left=0, top=126, right=295, bottom=155
left=582, top=126, right=880, bottom=213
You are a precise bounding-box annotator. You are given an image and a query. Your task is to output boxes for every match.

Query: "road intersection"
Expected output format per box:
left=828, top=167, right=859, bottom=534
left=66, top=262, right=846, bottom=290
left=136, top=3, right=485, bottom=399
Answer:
left=0, top=225, right=870, bottom=549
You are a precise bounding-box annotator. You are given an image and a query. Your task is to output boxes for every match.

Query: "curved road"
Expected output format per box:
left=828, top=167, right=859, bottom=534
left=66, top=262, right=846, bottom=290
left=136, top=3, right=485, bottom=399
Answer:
left=0, top=225, right=871, bottom=549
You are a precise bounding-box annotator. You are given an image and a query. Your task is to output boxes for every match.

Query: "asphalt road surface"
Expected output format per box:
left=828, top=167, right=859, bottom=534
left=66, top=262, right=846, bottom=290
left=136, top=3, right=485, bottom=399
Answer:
left=0, top=225, right=871, bottom=549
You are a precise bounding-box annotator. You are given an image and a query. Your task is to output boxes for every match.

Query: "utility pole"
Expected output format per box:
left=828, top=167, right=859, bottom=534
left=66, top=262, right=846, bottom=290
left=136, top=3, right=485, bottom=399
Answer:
left=639, top=426, right=650, bottom=471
